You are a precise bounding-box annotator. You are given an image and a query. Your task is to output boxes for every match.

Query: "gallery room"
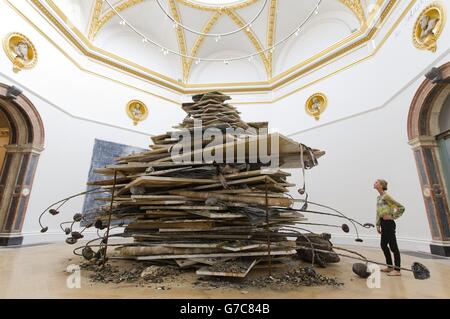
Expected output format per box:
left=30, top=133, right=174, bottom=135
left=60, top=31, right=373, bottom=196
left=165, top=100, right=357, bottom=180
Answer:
left=0, top=0, right=449, bottom=301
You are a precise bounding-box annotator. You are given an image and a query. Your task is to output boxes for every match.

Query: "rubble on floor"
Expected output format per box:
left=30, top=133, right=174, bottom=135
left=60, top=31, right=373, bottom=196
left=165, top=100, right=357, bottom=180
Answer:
left=78, top=258, right=343, bottom=290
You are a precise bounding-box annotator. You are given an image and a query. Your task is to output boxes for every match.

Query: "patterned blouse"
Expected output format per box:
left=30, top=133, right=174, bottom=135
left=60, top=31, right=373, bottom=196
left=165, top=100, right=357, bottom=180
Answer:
left=376, top=193, right=405, bottom=226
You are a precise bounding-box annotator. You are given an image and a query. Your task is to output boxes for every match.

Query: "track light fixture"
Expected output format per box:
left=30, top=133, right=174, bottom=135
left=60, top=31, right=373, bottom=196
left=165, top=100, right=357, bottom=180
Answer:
left=102, top=0, right=322, bottom=63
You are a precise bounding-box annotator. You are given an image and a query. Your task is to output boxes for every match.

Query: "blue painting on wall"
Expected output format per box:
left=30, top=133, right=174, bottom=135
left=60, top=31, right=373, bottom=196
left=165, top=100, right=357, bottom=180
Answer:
left=82, top=139, right=145, bottom=222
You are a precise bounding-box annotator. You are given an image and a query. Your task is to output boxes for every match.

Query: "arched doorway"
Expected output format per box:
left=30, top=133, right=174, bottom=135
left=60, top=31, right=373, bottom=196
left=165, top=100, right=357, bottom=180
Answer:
left=0, top=84, right=44, bottom=246
left=408, top=62, right=450, bottom=256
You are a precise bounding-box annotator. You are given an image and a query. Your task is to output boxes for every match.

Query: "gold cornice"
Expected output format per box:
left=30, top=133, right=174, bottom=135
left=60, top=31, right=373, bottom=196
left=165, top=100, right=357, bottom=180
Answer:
left=25, top=0, right=400, bottom=94
left=226, top=9, right=271, bottom=78
left=234, top=0, right=414, bottom=104
left=185, top=0, right=396, bottom=89
left=6, top=0, right=181, bottom=104
left=88, top=0, right=103, bottom=40
left=185, top=11, right=221, bottom=81
left=7, top=0, right=412, bottom=103
left=339, top=0, right=366, bottom=24
left=36, top=0, right=184, bottom=90
left=168, top=0, right=189, bottom=83
left=267, top=0, right=277, bottom=78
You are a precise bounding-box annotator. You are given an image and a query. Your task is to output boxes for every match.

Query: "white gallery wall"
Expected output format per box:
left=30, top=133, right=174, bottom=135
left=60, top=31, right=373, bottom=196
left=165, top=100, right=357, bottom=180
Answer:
left=0, top=0, right=449, bottom=251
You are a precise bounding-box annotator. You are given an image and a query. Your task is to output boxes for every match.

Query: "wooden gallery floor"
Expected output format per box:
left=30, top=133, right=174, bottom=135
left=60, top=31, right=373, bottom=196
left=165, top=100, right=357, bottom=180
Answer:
left=0, top=242, right=449, bottom=299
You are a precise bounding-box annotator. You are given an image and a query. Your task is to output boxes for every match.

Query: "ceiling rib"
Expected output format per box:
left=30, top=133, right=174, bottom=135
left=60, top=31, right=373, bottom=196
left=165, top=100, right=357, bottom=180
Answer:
left=168, top=0, right=189, bottom=83
left=185, top=11, right=221, bottom=81
left=88, top=0, right=104, bottom=40
left=339, top=0, right=366, bottom=24
left=266, top=0, right=277, bottom=78
left=86, top=0, right=366, bottom=82
left=92, top=0, right=366, bottom=41
left=226, top=9, right=270, bottom=78
left=92, top=0, right=145, bottom=39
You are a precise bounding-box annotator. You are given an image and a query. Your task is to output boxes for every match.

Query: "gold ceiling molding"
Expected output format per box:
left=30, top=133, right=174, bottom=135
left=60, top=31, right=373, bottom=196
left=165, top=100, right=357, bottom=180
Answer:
left=92, top=0, right=145, bottom=39
left=92, top=0, right=258, bottom=39
left=7, top=0, right=411, bottom=104
left=266, top=0, right=277, bottom=78
left=4, top=0, right=181, bottom=105
left=226, top=9, right=271, bottom=77
left=176, top=0, right=260, bottom=12
left=88, top=0, right=103, bottom=40
left=235, top=0, right=412, bottom=104
left=36, top=0, right=185, bottom=89
left=91, top=0, right=367, bottom=42
left=339, top=0, right=366, bottom=24
left=185, top=11, right=221, bottom=81
left=27, top=0, right=398, bottom=93
left=168, top=0, right=189, bottom=82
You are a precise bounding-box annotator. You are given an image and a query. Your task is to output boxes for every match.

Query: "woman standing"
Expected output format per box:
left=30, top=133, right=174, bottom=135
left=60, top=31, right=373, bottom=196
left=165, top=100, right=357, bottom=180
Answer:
left=374, top=179, right=405, bottom=276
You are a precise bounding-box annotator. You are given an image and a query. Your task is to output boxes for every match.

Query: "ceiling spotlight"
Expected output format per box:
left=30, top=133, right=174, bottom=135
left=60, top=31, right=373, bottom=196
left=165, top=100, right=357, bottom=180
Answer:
left=246, top=24, right=252, bottom=32
left=173, top=23, right=178, bottom=29
left=215, top=35, right=221, bottom=43
left=163, top=49, right=169, bottom=55
left=195, top=59, right=201, bottom=65
left=119, top=20, right=126, bottom=26
left=295, top=29, right=300, bottom=36
left=270, top=47, right=275, bottom=53
left=314, top=7, right=319, bottom=14
left=224, top=60, right=229, bottom=65
left=142, top=38, right=148, bottom=43
left=248, top=56, right=253, bottom=62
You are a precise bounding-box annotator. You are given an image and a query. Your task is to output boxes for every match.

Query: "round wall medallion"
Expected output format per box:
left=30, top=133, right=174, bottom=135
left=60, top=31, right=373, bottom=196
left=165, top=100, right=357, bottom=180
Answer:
left=3, top=32, right=38, bottom=73
left=413, top=2, right=446, bottom=53
left=305, top=93, right=327, bottom=121
left=126, top=100, right=148, bottom=125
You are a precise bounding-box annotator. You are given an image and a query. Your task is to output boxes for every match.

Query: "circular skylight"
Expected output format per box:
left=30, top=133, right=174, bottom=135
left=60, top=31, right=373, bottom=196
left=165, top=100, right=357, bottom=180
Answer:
left=191, top=0, right=248, bottom=6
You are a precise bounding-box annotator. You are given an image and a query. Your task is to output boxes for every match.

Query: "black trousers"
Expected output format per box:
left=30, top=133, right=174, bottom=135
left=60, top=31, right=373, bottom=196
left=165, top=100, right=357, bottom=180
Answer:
left=380, top=219, right=401, bottom=270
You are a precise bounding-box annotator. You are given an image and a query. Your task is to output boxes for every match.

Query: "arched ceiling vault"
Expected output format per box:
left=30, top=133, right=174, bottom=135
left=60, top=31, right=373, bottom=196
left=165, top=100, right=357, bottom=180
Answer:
left=86, top=0, right=366, bottom=83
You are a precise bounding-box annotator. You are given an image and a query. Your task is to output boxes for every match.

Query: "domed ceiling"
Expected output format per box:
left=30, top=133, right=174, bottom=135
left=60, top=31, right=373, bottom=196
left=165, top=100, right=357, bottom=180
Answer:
left=35, top=0, right=385, bottom=89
